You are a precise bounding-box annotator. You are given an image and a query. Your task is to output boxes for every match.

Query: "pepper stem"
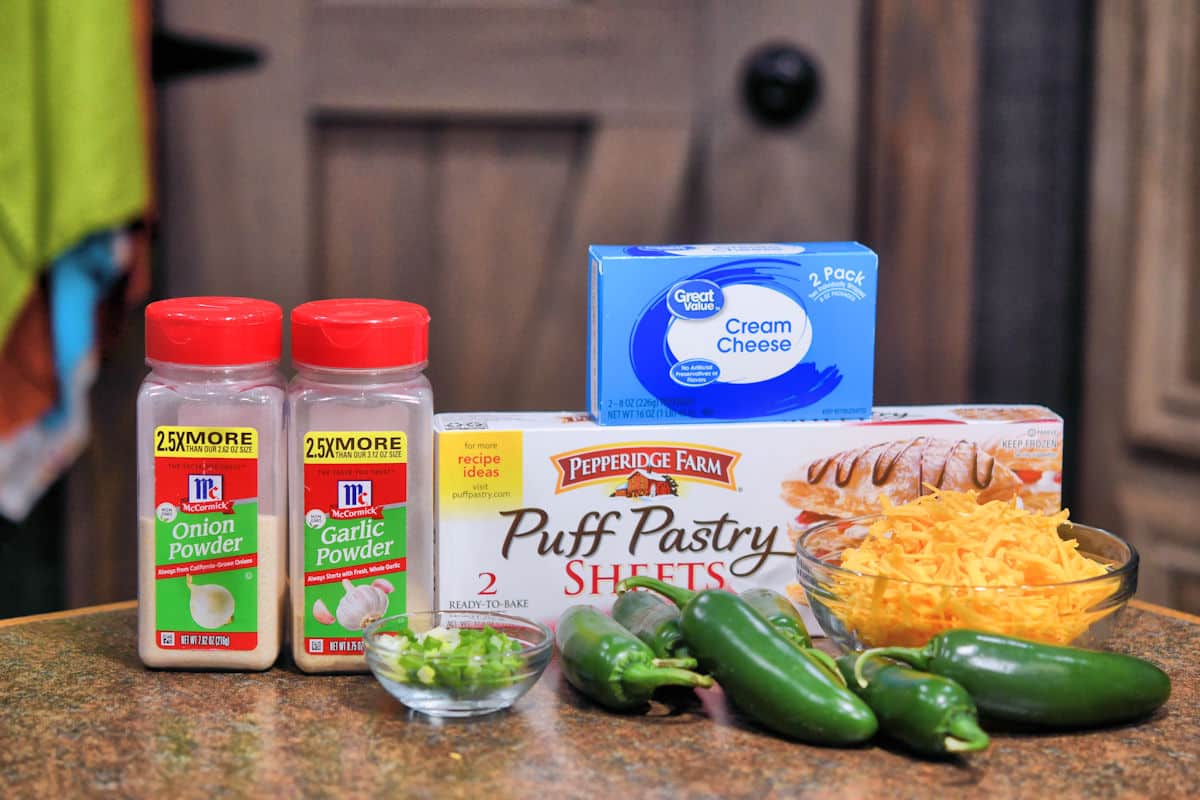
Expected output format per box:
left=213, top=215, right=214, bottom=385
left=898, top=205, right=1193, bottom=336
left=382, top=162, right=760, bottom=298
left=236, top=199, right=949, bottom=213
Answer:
left=942, top=713, right=990, bottom=753
left=616, top=576, right=696, bottom=608
left=623, top=663, right=714, bottom=692
left=854, top=646, right=927, bottom=687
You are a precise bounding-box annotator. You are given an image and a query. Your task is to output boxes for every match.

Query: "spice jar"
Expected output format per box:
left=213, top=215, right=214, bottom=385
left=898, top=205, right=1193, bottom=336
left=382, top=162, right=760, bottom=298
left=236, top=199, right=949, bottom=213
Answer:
left=288, top=299, right=433, bottom=672
left=137, top=297, right=287, bottom=670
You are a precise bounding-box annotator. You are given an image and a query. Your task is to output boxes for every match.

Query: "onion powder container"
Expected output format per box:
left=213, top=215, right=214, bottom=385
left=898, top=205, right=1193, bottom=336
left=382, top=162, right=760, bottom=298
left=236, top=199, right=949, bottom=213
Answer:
left=137, top=297, right=287, bottom=670
left=288, top=299, right=433, bottom=672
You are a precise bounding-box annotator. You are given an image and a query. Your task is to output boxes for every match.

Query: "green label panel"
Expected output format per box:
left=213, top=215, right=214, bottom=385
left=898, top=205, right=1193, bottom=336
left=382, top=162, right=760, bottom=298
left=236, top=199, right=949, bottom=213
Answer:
left=301, top=442, right=408, bottom=657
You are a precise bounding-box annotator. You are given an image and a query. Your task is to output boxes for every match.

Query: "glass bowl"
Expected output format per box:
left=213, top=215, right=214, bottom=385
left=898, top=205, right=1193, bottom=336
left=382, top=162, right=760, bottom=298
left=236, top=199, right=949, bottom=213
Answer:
left=794, top=515, right=1138, bottom=652
left=363, top=611, right=552, bottom=718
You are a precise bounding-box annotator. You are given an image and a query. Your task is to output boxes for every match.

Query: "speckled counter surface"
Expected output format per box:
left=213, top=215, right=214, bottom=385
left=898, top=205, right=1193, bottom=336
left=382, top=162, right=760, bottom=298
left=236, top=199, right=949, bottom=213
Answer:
left=0, top=603, right=1196, bottom=799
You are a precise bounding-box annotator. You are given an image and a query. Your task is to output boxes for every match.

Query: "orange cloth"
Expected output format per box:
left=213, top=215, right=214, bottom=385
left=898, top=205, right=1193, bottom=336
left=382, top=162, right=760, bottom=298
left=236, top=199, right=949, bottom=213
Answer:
left=0, top=285, right=56, bottom=435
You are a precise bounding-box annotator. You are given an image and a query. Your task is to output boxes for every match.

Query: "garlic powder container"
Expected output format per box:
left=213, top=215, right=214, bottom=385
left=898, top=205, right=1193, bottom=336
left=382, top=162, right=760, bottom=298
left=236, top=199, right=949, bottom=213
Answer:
left=288, top=299, right=433, bottom=672
left=137, top=297, right=287, bottom=670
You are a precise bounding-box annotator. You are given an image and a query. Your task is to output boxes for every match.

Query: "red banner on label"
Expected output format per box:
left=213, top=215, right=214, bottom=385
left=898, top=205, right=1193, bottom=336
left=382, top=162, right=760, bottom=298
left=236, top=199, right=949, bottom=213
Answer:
left=304, top=558, right=407, bottom=586
left=155, top=553, right=259, bottom=580
left=156, top=631, right=257, bottom=650
left=304, top=637, right=365, bottom=656
left=179, top=499, right=236, bottom=514
left=329, top=505, right=384, bottom=520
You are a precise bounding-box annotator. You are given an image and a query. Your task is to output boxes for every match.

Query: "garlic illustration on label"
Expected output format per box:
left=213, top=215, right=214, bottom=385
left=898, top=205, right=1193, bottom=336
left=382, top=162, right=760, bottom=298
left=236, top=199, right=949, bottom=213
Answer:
left=186, top=575, right=235, bottom=629
left=312, top=598, right=336, bottom=625
left=335, top=578, right=389, bottom=630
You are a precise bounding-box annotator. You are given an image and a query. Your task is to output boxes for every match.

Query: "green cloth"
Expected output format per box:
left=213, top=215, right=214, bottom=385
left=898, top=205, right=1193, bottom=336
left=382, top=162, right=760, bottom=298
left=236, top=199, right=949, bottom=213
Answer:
left=0, top=0, right=148, bottom=342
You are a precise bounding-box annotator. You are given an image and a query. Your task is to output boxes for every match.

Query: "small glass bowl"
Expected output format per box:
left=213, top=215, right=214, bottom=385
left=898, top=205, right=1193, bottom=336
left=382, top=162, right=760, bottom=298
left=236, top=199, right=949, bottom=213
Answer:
left=363, top=611, right=552, bottom=718
left=794, top=515, right=1138, bottom=652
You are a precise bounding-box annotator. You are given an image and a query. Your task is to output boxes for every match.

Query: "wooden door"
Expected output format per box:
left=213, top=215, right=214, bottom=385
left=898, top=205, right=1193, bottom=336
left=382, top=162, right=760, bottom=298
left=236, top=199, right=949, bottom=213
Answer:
left=1080, top=0, right=1200, bottom=612
left=65, top=0, right=866, bottom=606
left=155, top=0, right=863, bottom=412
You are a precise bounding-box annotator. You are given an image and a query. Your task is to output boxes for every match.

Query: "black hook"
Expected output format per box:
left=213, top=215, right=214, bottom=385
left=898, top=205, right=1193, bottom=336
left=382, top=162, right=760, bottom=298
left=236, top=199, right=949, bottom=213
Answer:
left=152, top=29, right=263, bottom=84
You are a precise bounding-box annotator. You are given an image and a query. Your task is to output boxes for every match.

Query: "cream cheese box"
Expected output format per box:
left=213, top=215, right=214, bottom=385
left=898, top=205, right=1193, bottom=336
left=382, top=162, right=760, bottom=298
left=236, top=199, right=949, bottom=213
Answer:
left=434, top=406, right=1064, bottom=625
left=588, top=243, right=878, bottom=425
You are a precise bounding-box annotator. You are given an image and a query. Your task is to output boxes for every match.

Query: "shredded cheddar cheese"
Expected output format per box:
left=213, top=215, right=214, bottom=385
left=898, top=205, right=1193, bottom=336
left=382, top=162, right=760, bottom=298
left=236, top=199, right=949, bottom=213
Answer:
left=823, top=489, right=1117, bottom=647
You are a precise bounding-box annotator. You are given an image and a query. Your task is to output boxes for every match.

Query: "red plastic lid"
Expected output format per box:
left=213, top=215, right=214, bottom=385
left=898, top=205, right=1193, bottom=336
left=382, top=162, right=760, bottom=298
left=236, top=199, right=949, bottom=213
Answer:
left=146, top=297, right=282, bottom=365
left=291, top=299, right=430, bottom=369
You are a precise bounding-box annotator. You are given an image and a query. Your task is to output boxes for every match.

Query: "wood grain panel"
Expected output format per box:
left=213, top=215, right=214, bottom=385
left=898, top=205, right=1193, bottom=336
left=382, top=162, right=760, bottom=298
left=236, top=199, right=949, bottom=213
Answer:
left=863, top=0, right=980, bottom=405
left=1119, top=472, right=1200, bottom=611
left=1191, top=254, right=1200, bottom=382
left=1081, top=0, right=1200, bottom=614
left=517, top=119, right=693, bottom=409
left=313, top=1, right=695, bottom=117
left=317, top=124, right=435, bottom=302
left=1078, top=0, right=1142, bottom=534
left=1124, top=0, right=1200, bottom=456
left=702, top=0, right=861, bottom=240
left=432, top=125, right=582, bottom=411
left=159, top=0, right=312, bottom=313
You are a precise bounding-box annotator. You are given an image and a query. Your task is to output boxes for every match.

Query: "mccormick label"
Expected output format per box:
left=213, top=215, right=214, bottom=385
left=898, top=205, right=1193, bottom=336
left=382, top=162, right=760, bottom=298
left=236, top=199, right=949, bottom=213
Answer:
left=153, top=426, right=260, bottom=651
left=588, top=243, right=878, bottom=426
left=302, top=431, right=408, bottom=656
left=435, top=407, right=1065, bottom=626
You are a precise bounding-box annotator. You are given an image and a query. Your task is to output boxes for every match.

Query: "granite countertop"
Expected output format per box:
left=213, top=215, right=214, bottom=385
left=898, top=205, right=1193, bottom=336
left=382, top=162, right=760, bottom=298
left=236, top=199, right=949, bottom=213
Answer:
left=1, top=602, right=1197, bottom=799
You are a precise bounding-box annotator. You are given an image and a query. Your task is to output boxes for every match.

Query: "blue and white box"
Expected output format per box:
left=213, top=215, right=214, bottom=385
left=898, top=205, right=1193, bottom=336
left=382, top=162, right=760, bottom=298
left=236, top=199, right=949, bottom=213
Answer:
left=588, top=243, right=877, bottom=425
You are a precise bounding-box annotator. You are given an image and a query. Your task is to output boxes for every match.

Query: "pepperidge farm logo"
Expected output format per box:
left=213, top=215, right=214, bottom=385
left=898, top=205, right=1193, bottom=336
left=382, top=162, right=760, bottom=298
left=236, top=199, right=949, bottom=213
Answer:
left=550, top=443, right=740, bottom=494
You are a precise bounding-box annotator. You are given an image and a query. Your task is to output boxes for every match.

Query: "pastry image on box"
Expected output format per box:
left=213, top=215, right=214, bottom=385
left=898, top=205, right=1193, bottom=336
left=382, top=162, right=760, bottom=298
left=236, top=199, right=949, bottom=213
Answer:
left=781, top=437, right=1023, bottom=543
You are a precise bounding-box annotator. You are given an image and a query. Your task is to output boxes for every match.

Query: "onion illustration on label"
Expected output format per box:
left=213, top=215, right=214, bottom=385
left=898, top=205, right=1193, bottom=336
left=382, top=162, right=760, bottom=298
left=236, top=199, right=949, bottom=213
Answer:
left=185, top=575, right=235, bottom=629
left=335, top=578, right=390, bottom=631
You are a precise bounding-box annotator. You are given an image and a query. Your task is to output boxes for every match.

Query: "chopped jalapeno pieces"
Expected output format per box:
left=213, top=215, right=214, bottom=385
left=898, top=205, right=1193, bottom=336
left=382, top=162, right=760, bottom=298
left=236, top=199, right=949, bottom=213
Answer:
left=378, top=625, right=525, bottom=689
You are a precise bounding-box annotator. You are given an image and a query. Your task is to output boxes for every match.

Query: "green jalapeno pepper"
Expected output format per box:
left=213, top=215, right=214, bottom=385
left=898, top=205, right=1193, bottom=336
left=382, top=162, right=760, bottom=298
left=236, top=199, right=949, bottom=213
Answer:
left=741, top=588, right=813, bottom=648
left=617, top=577, right=877, bottom=745
left=611, top=589, right=689, bottom=660
left=835, top=653, right=989, bottom=756
left=733, top=587, right=845, bottom=686
left=555, top=605, right=712, bottom=711
left=859, top=629, right=1171, bottom=728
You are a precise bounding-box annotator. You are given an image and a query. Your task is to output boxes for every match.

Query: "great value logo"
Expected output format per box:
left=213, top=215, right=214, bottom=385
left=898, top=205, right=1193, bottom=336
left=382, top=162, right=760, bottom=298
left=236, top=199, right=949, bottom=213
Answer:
left=550, top=443, right=740, bottom=494
left=667, top=279, right=724, bottom=319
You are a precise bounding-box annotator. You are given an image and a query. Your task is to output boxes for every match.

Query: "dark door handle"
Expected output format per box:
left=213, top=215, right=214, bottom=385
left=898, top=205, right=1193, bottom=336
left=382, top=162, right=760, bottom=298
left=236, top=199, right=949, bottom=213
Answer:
left=742, top=43, right=821, bottom=128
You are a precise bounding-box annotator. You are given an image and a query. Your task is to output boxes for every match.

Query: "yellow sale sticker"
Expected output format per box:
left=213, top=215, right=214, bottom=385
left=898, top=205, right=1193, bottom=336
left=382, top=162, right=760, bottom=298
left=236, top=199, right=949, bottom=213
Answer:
left=153, top=426, right=258, bottom=459
left=303, top=431, right=407, bottom=464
